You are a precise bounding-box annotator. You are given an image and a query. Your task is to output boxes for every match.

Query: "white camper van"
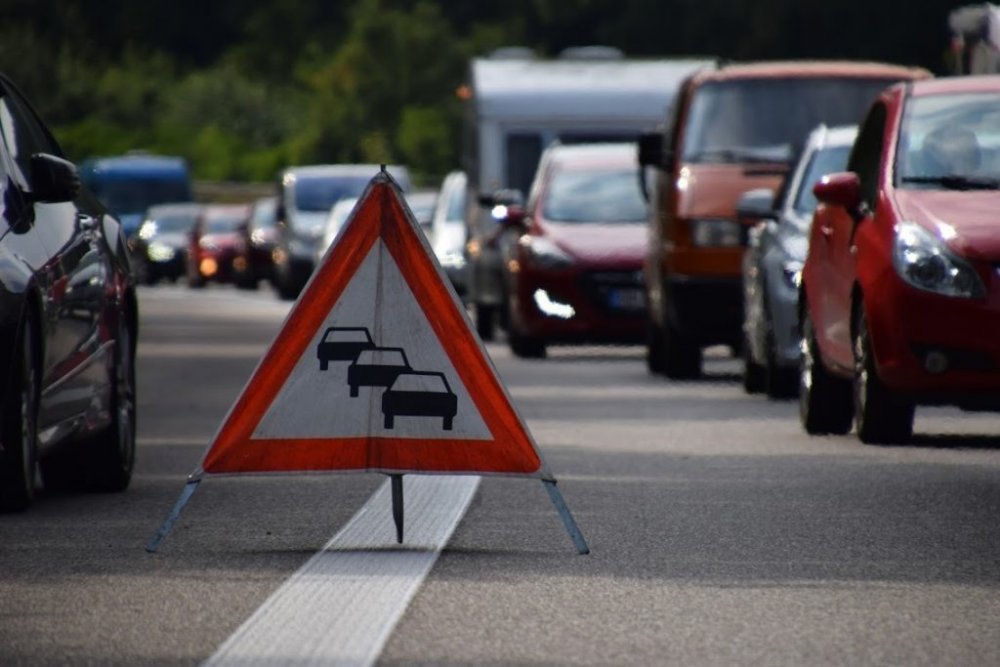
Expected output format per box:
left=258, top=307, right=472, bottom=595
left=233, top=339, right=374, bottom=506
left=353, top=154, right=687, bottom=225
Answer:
left=461, top=48, right=713, bottom=339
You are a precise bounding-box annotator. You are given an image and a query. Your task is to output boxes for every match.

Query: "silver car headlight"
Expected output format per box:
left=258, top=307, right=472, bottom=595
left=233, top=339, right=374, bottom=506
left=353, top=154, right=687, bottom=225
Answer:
left=892, top=222, right=984, bottom=299
left=781, top=260, right=803, bottom=290
left=147, top=242, right=176, bottom=262
left=520, top=236, right=574, bottom=269
left=690, top=219, right=742, bottom=247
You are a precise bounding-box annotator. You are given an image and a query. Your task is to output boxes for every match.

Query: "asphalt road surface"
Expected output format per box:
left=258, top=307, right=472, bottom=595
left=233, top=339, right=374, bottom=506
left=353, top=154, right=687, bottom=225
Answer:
left=2, top=284, right=1000, bottom=666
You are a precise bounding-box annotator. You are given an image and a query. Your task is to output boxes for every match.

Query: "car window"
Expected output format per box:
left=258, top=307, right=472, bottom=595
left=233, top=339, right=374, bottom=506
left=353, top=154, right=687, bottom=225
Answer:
left=897, top=91, right=1000, bottom=186
left=391, top=373, right=448, bottom=393
left=793, top=145, right=853, bottom=215
left=204, top=213, right=243, bottom=234
left=848, top=103, right=887, bottom=208
left=356, top=349, right=407, bottom=366
left=682, top=77, right=898, bottom=164
left=295, top=176, right=371, bottom=212
left=0, top=86, right=60, bottom=190
left=541, top=168, right=647, bottom=223
left=152, top=213, right=198, bottom=233
left=444, top=181, right=466, bottom=223
left=324, top=328, right=370, bottom=343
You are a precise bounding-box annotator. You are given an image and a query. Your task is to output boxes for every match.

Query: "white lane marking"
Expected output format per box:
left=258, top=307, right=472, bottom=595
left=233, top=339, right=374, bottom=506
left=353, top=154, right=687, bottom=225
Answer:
left=203, top=475, right=480, bottom=667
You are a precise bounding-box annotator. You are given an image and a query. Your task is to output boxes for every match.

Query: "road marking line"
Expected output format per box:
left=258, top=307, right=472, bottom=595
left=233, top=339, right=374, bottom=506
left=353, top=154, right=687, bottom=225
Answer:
left=203, top=475, right=480, bottom=666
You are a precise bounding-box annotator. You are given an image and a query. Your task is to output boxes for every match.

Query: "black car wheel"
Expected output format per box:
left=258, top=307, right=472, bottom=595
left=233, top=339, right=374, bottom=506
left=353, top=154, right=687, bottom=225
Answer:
left=763, top=309, right=798, bottom=399
left=660, top=319, right=701, bottom=380
left=742, top=327, right=765, bottom=394
left=475, top=303, right=495, bottom=341
left=853, top=302, right=914, bottom=444
left=0, top=317, right=39, bottom=512
left=799, top=305, right=853, bottom=435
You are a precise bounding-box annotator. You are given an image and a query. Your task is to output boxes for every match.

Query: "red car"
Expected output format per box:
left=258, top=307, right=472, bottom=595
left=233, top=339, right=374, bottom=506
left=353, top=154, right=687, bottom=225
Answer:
left=800, top=75, right=1000, bottom=443
left=500, top=143, right=648, bottom=358
left=188, top=204, right=251, bottom=287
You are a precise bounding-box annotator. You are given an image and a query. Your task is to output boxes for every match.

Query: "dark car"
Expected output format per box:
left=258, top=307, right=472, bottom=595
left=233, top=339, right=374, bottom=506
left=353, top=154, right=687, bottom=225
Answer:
left=233, top=195, right=279, bottom=290
left=500, top=143, right=648, bottom=358
left=382, top=371, right=458, bottom=430
left=187, top=204, right=251, bottom=287
left=347, top=347, right=411, bottom=397
left=0, top=73, right=138, bottom=511
left=317, top=327, right=375, bottom=368
left=131, top=202, right=202, bottom=284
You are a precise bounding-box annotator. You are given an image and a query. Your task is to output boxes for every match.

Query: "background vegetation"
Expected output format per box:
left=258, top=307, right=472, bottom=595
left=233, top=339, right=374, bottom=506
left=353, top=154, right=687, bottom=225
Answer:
left=0, top=0, right=961, bottom=185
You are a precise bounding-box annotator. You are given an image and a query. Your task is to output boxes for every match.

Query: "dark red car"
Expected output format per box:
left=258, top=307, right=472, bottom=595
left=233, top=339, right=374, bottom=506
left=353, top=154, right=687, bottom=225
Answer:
left=188, top=204, right=251, bottom=287
left=800, top=75, right=1000, bottom=444
left=233, top=195, right=278, bottom=290
left=500, top=143, right=648, bottom=358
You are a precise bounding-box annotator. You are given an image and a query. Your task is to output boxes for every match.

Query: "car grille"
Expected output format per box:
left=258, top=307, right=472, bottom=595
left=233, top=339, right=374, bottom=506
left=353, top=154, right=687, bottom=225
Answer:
left=579, top=270, right=646, bottom=315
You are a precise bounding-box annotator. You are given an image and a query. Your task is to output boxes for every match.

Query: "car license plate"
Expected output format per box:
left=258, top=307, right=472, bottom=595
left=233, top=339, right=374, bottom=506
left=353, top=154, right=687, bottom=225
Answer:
left=609, top=288, right=644, bottom=311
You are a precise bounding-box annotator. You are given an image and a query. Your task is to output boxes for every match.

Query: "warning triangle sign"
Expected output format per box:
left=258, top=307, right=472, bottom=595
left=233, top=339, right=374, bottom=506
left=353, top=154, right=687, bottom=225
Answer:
left=195, top=171, right=550, bottom=480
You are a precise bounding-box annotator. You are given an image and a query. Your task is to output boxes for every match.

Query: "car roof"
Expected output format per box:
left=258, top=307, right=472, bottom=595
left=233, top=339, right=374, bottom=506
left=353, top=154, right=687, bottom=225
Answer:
left=806, top=124, right=860, bottom=151
left=283, top=164, right=408, bottom=178
left=689, top=60, right=930, bottom=85
left=146, top=202, right=203, bottom=216
left=908, top=75, right=1000, bottom=96
left=543, top=142, right=638, bottom=169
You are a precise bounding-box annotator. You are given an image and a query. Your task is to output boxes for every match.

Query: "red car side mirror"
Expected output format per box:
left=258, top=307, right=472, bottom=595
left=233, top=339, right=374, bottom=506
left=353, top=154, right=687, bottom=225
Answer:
left=813, top=172, right=862, bottom=212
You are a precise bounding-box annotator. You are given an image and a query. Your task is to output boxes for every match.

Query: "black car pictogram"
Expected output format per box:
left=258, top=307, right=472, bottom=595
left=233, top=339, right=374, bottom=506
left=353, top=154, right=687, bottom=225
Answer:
left=317, top=327, right=375, bottom=369
left=347, top=347, right=411, bottom=397
left=382, top=371, right=458, bottom=430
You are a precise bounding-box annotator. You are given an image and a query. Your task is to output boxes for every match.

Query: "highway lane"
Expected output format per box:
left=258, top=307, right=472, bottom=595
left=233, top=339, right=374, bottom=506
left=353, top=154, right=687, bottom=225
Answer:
left=2, top=284, right=1000, bottom=665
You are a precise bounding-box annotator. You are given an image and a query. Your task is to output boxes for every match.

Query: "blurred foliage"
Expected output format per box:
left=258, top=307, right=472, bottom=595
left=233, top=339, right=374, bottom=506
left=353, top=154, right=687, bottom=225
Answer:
left=0, top=0, right=959, bottom=185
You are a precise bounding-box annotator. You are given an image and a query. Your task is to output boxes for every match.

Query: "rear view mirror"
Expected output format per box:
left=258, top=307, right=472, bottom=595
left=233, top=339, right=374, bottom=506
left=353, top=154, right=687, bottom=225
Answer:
left=637, top=132, right=664, bottom=169
left=813, top=172, right=861, bottom=212
left=735, top=188, right=776, bottom=222
left=29, top=153, right=80, bottom=203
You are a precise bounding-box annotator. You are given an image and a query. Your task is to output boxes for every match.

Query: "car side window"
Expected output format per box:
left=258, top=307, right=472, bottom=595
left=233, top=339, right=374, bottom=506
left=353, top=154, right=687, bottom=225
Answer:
left=847, top=103, right=887, bottom=209
left=0, top=83, right=62, bottom=192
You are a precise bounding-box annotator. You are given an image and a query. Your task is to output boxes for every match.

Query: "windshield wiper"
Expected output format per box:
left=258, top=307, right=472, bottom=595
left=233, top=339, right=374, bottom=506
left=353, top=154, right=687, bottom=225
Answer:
left=901, top=175, right=1000, bottom=191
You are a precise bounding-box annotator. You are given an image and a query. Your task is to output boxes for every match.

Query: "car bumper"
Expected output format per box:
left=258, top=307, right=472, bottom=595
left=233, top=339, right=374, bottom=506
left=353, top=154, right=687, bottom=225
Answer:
left=869, top=280, right=1000, bottom=401
left=512, top=267, right=646, bottom=343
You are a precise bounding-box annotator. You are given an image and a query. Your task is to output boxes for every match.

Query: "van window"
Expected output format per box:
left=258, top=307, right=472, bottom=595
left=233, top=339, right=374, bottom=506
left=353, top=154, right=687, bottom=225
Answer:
left=506, top=133, right=543, bottom=197
left=681, top=77, right=899, bottom=164
left=88, top=177, right=192, bottom=218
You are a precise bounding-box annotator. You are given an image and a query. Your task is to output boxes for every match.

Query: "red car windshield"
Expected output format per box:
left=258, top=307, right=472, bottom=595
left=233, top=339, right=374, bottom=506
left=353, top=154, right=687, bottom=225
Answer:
left=897, top=91, right=1000, bottom=189
left=541, top=168, right=647, bottom=223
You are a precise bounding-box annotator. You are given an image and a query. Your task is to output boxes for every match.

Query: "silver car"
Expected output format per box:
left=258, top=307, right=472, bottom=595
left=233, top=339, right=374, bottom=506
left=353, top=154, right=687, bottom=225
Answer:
left=739, top=124, right=858, bottom=398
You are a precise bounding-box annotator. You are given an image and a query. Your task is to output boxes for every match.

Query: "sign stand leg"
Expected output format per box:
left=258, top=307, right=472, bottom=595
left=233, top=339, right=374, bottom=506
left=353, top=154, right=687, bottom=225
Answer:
left=146, top=479, right=201, bottom=553
left=543, top=480, right=589, bottom=555
left=390, top=474, right=404, bottom=543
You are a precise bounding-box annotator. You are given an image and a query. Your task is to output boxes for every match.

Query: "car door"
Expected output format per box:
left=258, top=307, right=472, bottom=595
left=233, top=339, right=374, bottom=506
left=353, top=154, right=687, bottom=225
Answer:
left=824, top=103, right=887, bottom=371
left=0, top=79, right=107, bottom=428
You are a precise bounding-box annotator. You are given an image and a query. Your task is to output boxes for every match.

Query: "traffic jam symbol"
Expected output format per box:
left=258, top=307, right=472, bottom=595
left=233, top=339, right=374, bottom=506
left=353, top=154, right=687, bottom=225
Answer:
left=318, top=328, right=458, bottom=430
left=148, top=170, right=588, bottom=553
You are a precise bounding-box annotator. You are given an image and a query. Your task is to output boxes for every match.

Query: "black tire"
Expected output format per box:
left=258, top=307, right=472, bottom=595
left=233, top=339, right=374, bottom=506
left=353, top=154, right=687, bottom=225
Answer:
left=475, top=303, right=495, bottom=341
left=763, top=320, right=798, bottom=399
left=742, top=328, right=765, bottom=394
left=0, top=317, right=39, bottom=512
left=853, top=303, right=914, bottom=444
left=661, top=319, right=701, bottom=380
left=799, top=306, right=853, bottom=435
left=646, top=317, right=666, bottom=375
left=507, top=302, right=546, bottom=358
left=508, top=330, right=546, bottom=358
left=42, top=317, right=136, bottom=493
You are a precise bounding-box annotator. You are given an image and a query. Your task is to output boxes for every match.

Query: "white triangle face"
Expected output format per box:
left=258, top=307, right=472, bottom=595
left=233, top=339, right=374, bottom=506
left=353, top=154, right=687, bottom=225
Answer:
left=252, top=240, right=492, bottom=441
